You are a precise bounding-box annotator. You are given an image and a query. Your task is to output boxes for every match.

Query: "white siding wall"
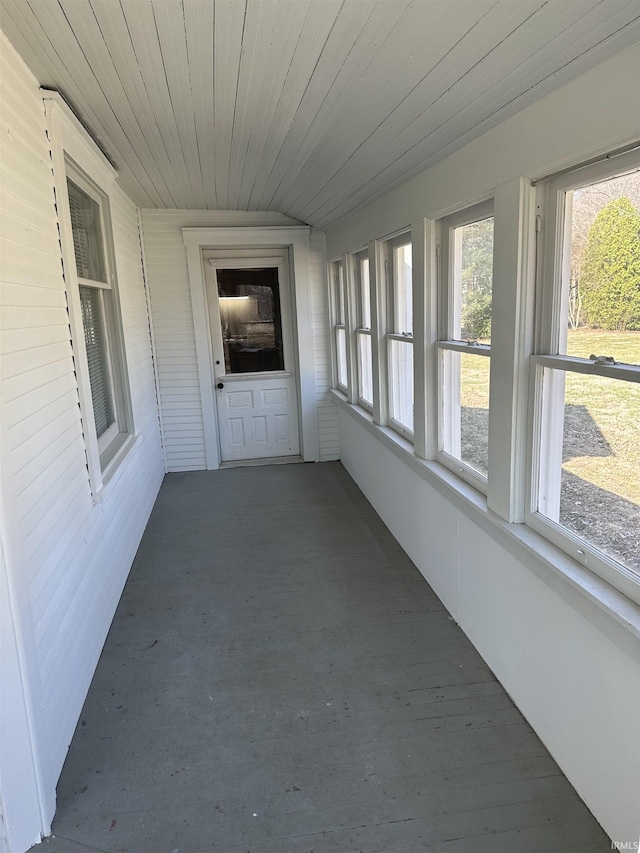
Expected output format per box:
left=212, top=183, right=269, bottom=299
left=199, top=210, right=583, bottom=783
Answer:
left=141, top=210, right=338, bottom=471
left=0, top=32, right=164, bottom=846
left=325, top=44, right=640, bottom=846
left=309, top=228, right=339, bottom=461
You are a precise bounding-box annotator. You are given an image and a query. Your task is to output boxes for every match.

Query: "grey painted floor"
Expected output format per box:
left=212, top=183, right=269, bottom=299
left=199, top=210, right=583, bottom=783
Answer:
left=34, top=463, right=610, bottom=853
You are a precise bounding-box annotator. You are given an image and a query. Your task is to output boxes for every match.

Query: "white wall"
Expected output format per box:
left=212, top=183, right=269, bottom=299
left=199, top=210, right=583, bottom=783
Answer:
left=0, top=32, right=164, bottom=849
left=325, top=44, right=640, bottom=846
left=141, top=210, right=338, bottom=470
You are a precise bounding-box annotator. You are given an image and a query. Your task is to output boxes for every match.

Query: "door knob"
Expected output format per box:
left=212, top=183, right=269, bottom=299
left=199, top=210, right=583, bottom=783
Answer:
left=217, top=382, right=224, bottom=389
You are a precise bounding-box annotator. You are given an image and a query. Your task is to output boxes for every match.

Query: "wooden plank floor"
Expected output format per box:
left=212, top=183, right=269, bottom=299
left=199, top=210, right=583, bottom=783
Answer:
left=34, top=463, right=611, bottom=852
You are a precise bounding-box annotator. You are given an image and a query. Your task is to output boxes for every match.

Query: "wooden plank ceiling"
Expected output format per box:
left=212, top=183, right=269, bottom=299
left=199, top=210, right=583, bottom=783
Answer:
left=1, top=0, right=638, bottom=229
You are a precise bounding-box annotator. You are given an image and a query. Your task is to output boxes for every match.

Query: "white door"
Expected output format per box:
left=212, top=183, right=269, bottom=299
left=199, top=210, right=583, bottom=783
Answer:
left=205, top=253, right=300, bottom=462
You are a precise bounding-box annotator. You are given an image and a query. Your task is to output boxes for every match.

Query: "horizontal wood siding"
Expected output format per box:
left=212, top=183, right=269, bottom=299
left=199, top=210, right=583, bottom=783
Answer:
left=141, top=210, right=337, bottom=469
left=0, top=31, right=164, bottom=805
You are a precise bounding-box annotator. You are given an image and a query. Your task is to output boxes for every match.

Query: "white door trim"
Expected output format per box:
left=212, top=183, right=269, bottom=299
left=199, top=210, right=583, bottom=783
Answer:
left=183, top=226, right=319, bottom=469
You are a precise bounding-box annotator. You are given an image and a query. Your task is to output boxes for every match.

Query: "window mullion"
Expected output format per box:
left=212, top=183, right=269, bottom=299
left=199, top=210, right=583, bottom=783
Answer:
left=487, top=178, right=535, bottom=523
left=342, top=252, right=358, bottom=404
left=369, top=239, right=388, bottom=426
left=411, top=219, right=427, bottom=458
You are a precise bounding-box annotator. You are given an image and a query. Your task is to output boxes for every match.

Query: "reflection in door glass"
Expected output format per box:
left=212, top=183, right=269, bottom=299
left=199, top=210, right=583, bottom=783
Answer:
left=217, top=268, right=285, bottom=374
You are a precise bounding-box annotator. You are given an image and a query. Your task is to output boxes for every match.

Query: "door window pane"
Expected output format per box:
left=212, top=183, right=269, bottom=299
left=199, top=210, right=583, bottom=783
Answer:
left=217, top=268, right=285, bottom=374
left=537, top=368, right=640, bottom=573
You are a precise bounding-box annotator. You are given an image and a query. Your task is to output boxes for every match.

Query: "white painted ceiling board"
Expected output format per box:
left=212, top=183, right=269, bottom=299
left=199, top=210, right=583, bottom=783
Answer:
left=278, top=0, right=529, bottom=219
left=302, top=7, right=640, bottom=226
left=295, top=0, right=631, bottom=224
left=85, top=4, right=182, bottom=207
left=257, top=0, right=395, bottom=210
left=1, top=0, right=159, bottom=206
left=241, top=0, right=345, bottom=211
left=1, top=0, right=638, bottom=228
left=273, top=0, right=483, bottom=214
left=60, top=0, right=181, bottom=206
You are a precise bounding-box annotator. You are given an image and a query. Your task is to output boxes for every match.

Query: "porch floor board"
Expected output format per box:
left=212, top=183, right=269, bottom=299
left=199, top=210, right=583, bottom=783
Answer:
left=33, top=462, right=610, bottom=852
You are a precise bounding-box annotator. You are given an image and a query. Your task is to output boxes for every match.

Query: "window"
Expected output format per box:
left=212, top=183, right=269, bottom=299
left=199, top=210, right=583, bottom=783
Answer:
left=215, top=267, right=285, bottom=374
left=331, top=259, right=348, bottom=393
left=65, top=166, right=132, bottom=478
left=386, top=235, right=413, bottom=436
left=353, top=250, right=373, bottom=409
left=438, top=202, right=494, bottom=490
left=530, top=157, right=640, bottom=601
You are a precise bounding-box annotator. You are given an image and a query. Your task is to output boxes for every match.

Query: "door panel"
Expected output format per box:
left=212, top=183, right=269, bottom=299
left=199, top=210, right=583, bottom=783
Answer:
left=218, top=375, right=297, bottom=459
left=205, top=255, right=300, bottom=462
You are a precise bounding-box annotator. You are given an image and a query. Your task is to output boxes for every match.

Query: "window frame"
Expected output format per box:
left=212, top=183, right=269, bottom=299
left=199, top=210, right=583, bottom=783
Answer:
left=353, top=249, right=373, bottom=411
left=385, top=232, right=414, bottom=439
left=527, top=152, right=640, bottom=605
left=45, top=94, right=134, bottom=498
left=68, top=170, right=128, bottom=458
left=437, top=200, right=494, bottom=493
left=329, top=258, right=348, bottom=395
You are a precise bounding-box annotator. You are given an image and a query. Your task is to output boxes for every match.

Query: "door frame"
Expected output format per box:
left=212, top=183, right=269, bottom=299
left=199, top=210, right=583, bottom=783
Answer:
left=205, top=252, right=300, bottom=462
left=183, top=226, right=319, bottom=469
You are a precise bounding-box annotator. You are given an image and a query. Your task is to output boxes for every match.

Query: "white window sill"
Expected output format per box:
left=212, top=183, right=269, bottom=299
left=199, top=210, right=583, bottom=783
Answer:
left=331, top=390, right=640, bottom=650
left=93, top=432, right=139, bottom=503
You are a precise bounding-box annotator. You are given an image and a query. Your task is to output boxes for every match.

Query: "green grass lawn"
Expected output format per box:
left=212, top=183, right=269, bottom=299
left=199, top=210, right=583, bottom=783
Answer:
left=459, top=329, right=639, bottom=568
left=460, top=330, right=639, bottom=499
left=562, top=329, right=640, bottom=506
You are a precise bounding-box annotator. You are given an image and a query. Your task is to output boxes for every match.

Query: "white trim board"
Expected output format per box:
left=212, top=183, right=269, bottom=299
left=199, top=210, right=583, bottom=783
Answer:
left=182, top=226, right=319, bottom=468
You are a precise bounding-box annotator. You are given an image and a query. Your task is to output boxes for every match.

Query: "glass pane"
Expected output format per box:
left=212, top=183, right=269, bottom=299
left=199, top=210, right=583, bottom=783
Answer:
left=79, top=286, right=114, bottom=438
left=389, top=338, right=413, bottom=431
left=360, top=257, right=371, bottom=329
left=565, top=171, right=640, bottom=363
left=217, top=268, right=285, bottom=374
left=538, top=369, right=640, bottom=573
left=67, top=179, right=107, bottom=283
left=455, top=217, right=494, bottom=343
left=334, top=262, right=345, bottom=325
left=393, top=243, right=412, bottom=335
left=336, top=327, right=347, bottom=388
left=460, top=352, right=490, bottom=477
left=441, top=350, right=489, bottom=478
left=357, top=331, right=373, bottom=405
